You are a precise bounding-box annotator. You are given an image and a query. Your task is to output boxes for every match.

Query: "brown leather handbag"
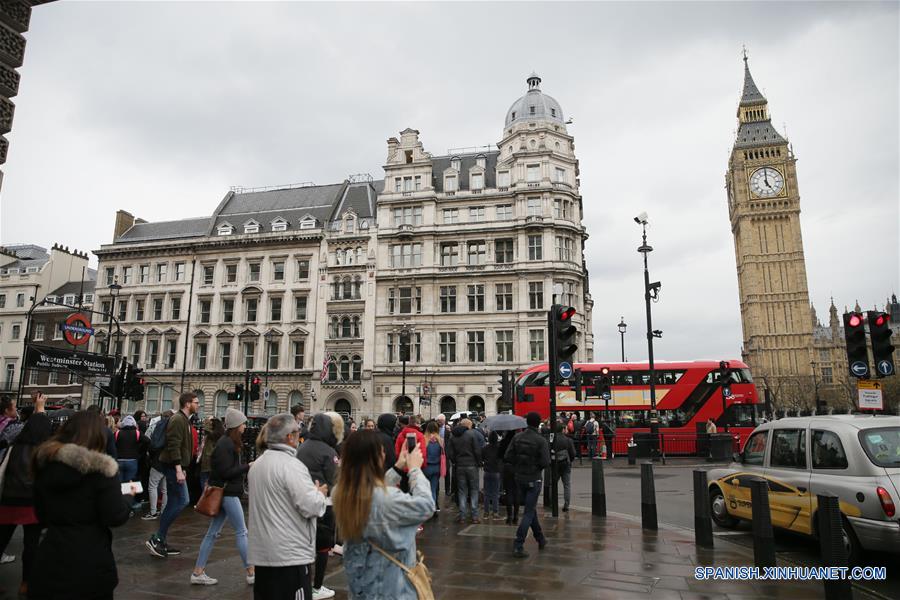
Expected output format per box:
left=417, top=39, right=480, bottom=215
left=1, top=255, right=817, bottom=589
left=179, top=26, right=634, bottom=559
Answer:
left=194, top=485, right=224, bottom=517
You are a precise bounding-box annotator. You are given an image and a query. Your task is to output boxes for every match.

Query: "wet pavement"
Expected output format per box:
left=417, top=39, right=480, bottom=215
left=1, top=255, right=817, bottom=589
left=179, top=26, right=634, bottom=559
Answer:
left=0, top=492, right=883, bottom=599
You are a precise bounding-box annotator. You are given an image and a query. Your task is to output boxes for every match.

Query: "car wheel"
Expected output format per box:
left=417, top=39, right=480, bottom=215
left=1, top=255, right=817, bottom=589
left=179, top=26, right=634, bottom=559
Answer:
left=710, top=486, right=739, bottom=529
left=840, top=517, right=862, bottom=566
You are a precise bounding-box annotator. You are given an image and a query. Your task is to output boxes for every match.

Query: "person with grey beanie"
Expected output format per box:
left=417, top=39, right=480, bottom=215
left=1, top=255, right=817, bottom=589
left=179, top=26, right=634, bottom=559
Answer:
left=190, top=407, right=255, bottom=586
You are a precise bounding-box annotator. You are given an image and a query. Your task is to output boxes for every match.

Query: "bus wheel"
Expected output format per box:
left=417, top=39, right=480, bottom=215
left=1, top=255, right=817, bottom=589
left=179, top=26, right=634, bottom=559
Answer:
left=710, top=487, right=739, bottom=529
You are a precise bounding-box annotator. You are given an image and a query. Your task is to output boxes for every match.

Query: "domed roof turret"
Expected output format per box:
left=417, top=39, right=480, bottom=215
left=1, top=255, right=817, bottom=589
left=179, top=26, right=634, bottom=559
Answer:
left=504, top=73, right=565, bottom=128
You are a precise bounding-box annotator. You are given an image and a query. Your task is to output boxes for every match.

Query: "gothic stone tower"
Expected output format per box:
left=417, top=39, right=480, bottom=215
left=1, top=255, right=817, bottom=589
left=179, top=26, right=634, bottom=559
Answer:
left=726, top=55, right=814, bottom=386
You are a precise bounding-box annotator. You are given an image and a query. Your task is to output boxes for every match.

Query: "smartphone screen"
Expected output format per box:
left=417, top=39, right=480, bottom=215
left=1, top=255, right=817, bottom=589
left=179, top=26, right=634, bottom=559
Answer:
left=406, top=433, right=416, bottom=452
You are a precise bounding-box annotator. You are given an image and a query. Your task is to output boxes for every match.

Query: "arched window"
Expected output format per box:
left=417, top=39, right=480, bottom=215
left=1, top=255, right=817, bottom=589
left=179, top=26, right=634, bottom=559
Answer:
left=394, top=396, right=414, bottom=414
left=352, top=316, right=360, bottom=338
left=214, top=390, right=229, bottom=417
left=468, top=395, right=485, bottom=414
left=340, top=356, right=351, bottom=381
left=328, top=361, right=337, bottom=382
left=351, top=355, right=362, bottom=381
left=264, top=389, right=278, bottom=415
left=342, top=277, right=352, bottom=300
left=341, top=317, right=352, bottom=338
left=335, top=398, right=352, bottom=417
left=356, top=247, right=365, bottom=264
left=353, top=276, right=362, bottom=299
left=440, top=396, right=456, bottom=414
left=332, top=278, right=340, bottom=300
left=496, top=395, right=512, bottom=414
left=330, top=317, right=339, bottom=338
left=288, top=390, right=304, bottom=411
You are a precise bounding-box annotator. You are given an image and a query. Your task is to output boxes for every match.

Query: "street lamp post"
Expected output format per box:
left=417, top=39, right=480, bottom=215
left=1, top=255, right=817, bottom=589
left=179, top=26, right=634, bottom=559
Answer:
left=617, top=317, right=627, bottom=362
left=810, top=360, right=821, bottom=413
left=635, top=213, right=661, bottom=453
left=397, top=325, right=413, bottom=413
left=106, top=278, right=122, bottom=358
left=264, top=331, right=273, bottom=387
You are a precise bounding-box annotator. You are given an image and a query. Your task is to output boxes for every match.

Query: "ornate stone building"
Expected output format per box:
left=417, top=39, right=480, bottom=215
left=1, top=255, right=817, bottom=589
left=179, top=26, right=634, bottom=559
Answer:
left=726, top=54, right=814, bottom=392
left=91, top=74, right=594, bottom=419
left=373, top=74, right=594, bottom=417
left=727, top=54, right=897, bottom=410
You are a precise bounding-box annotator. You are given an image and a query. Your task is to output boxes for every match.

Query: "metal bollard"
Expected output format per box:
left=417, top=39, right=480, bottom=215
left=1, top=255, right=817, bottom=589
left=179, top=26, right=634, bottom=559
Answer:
left=817, top=494, right=853, bottom=600
left=640, top=462, right=657, bottom=530
left=749, top=478, right=776, bottom=568
left=692, top=470, right=714, bottom=548
left=592, top=457, right=607, bottom=517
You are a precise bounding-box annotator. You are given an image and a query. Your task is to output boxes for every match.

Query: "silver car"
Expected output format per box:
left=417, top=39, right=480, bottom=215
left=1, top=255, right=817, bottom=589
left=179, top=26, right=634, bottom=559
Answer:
left=707, top=414, right=900, bottom=563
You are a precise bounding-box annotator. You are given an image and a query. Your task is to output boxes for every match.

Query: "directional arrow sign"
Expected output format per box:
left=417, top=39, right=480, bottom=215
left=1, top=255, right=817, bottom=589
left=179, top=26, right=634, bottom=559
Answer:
left=877, top=360, right=894, bottom=377
left=850, top=361, right=870, bottom=378
left=558, top=361, right=573, bottom=379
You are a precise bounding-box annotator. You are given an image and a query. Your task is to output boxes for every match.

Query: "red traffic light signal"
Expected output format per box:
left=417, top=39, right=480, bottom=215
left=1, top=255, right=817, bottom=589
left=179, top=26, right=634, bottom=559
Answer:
left=600, top=367, right=610, bottom=376
left=874, top=314, right=889, bottom=327
left=559, top=306, right=576, bottom=321
left=848, top=314, right=863, bottom=328
left=252, top=376, right=261, bottom=385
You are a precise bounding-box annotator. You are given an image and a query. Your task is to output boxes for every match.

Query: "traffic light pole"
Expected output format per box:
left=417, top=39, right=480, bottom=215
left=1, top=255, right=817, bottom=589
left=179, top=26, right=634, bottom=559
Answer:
left=547, top=309, right=559, bottom=518
left=243, top=369, right=250, bottom=415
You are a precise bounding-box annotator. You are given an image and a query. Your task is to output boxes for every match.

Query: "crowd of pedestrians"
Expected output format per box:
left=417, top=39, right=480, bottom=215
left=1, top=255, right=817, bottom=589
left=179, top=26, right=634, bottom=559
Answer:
left=0, top=391, right=600, bottom=599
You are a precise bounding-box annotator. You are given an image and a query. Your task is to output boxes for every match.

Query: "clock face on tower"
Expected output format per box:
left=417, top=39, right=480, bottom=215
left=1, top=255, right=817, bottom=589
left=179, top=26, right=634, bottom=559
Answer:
left=749, top=167, right=784, bottom=198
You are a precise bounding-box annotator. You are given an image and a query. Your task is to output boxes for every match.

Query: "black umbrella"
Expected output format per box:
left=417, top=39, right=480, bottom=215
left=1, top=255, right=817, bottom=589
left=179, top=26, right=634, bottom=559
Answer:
left=483, top=414, right=527, bottom=432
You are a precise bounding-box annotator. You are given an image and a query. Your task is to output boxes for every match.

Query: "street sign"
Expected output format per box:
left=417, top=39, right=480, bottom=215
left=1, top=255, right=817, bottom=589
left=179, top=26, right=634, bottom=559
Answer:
left=63, top=313, right=94, bottom=346
left=263, top=388, right=270, bottom=401
left=850, top=360, right=869, bottom=378
left=722, top=386, right=733, bottom=398
left=558, top=361, right=573, bottom=379
left=857, top=380, right=883, bottom=411
left=25, top=344, right=116, bottom=377
left=877, top=360, right=894, bottom=377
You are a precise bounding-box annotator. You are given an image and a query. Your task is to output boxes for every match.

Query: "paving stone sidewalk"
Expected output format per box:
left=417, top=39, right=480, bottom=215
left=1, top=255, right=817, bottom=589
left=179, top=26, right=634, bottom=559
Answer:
left=0, top=500, right=878, bottom=599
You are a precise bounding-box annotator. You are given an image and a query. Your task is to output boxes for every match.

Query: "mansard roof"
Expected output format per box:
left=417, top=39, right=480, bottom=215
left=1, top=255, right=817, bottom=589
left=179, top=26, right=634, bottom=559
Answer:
left=116, top=217, right=212, bottom=243
left=432, top=150, right=500, bottom=192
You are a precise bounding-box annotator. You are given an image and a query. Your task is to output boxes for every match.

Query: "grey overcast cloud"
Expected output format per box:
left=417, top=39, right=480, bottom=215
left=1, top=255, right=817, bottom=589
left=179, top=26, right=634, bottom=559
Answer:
left=0, top=1, right=897, bottom=364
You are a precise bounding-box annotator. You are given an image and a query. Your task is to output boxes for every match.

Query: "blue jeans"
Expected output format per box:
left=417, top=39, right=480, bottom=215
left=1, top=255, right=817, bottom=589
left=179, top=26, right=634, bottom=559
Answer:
left=514, top=479, right=545, bottom=551
left=118, top=458, right=138, bottom=483
left=199, top=472, right=210, bottom=491
left=423, top=465, right=440, bottom=506
left=483, top=471, right=501, bottom=515
left=456, top=466, right=480, bottom=519
left=587, top=434, right=598, bottom=458
left=157, top=465, right=189, bottom=542
left=195, top=496, right=249, bottom=570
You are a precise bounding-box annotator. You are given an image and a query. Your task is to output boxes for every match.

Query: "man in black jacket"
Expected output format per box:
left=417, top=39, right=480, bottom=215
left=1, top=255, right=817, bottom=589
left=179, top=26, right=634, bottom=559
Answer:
left=505, top=411, right=550, bottom=558
left=552, top=421, right=576, bottom=511
left=375, top=413, right=397, bottom=471
left=446, top=419, right=482, bottom=524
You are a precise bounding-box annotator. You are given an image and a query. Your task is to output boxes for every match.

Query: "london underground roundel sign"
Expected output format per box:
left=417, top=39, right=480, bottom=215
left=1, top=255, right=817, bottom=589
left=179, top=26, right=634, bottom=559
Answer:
left=63, top=313, right=94, bottom=346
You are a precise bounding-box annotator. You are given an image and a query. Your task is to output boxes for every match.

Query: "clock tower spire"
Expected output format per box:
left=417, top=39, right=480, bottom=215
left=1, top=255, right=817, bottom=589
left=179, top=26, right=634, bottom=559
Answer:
left=725, top=52, right=814, bottom=393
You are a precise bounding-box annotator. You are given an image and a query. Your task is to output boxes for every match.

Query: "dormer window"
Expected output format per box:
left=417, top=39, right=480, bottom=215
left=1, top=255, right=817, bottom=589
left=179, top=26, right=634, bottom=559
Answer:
left=299, top=217, right=316, bottom=230
left=445, top=175, right=457, bottom=192
left=450, top=157, right=460, bottom=171
left=217, top=223, right=234, bottom=236
left=244, top=220, right=260, bottom=234
left=511, top=111, right=516, bottom=120
left=345, top=217, right=355, bottom=233
left=471, top=173, right=483, bottom=190
left=271, top=218, right=288, bottom=232
left=475, top=155, right=486, bottom=169
left=529, top=105, right=535, bottom=115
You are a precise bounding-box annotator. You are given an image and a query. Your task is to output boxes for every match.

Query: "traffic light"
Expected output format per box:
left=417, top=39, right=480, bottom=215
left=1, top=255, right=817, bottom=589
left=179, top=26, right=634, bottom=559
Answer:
left=549, top=304, right=577, bottom=383
left=233, top=384, right=245, bottom=403
left=719, top=361, right=732, bottom=399
left=132, top=367, right=145, bottom=401
left=593, top=367, right=611, bottom=399
left=843, top=312, right=870, bottom=378
left=250, top=376, right=261, bottom=401
left=868, top=311, right=895, bottom=378
left=399, top=331, right=411, bottom=362
left=497, top=370, right=509, bottom=402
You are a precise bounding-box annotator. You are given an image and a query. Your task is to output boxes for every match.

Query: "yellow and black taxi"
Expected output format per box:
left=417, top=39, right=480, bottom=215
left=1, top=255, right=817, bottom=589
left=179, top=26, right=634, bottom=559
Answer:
left=708, top=414, right=900, bottom=563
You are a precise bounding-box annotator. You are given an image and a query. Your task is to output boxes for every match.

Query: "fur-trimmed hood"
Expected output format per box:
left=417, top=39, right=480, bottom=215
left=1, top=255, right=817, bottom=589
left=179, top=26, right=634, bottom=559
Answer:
left=36, top=442, right=119, bottom=481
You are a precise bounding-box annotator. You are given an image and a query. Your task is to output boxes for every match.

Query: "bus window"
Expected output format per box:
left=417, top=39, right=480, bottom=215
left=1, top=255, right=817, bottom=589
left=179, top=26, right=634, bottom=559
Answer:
left=657, top=371, right=684, bottom=385
left=740, top=369, right=753, bottom=383
left=639, top=373, right=651, bottom=385
left=612, top=373, right=633, bottom=385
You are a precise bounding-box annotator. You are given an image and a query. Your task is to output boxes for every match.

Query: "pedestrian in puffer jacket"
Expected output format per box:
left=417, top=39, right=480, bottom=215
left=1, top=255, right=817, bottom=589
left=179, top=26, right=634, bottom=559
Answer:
left=447, top=419, right=483, bottom=522
left=115, top=415, right=147, bottom=484
left=30, top=410, right=133, bottom=600
left=296, top=412, right=344, bottom=597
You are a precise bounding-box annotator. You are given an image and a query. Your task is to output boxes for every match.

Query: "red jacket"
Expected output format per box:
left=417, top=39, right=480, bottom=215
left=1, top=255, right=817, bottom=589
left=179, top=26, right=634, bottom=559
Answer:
left=394, top=425, right=426, bottom=465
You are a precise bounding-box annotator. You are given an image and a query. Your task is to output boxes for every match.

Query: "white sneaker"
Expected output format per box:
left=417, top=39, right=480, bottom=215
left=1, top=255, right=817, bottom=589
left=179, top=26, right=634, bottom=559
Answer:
left=190, top=573, right=218, bottom=586
left=331, top=544, right=343, bottom=556
left=246, top=573, right=255, bottom=585
left=0, top=553, right=14, bottom=564
left=313, top=586, right=336, bottom=600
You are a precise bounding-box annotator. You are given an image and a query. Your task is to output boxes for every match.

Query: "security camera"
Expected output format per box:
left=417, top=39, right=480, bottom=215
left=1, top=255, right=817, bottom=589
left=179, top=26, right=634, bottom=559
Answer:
left=634, top=212, right=648, bottom=224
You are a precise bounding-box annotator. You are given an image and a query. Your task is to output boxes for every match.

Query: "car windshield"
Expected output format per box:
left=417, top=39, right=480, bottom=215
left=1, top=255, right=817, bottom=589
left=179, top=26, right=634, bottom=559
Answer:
left=858, top=427, right=900, bottom=467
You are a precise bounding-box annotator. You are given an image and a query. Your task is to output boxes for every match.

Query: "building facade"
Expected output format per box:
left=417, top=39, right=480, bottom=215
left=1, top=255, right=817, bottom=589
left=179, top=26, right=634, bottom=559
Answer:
left=0, top=244, right=92, bottom=396
left=92, top=74, right=594, bottom=419
left=373, top=74, right=593, bottom=417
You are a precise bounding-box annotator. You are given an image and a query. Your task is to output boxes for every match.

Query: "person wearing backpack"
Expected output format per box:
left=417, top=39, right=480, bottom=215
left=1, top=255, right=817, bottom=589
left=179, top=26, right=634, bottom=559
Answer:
left=146, top=393, right=199, bottom=558
left=142, top=411, right=172, bottom=520
left=584, top=413, right=598, bottom=459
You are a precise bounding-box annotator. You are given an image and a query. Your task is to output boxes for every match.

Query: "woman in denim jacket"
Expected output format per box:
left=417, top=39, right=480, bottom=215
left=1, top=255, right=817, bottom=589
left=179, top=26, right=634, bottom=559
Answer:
left=333, top=430, right=434, bottom=599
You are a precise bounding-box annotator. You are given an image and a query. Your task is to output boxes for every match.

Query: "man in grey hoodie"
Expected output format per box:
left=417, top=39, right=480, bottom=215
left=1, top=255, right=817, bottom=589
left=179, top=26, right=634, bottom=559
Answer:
left=446, top=418, right=483, bottom=524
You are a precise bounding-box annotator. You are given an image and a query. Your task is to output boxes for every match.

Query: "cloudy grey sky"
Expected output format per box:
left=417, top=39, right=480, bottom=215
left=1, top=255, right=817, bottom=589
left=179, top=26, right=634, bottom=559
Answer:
left=1, top=1, right=897, bottom=363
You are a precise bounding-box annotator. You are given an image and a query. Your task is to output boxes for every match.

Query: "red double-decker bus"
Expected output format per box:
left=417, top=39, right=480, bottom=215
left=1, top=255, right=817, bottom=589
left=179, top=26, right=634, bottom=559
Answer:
left=514, top=360, right=762, bottom=455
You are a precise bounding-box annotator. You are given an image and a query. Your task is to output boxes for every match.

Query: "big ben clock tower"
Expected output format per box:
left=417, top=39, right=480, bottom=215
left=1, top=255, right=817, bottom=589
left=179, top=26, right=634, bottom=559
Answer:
left=726, top=53, right=814, bottom=388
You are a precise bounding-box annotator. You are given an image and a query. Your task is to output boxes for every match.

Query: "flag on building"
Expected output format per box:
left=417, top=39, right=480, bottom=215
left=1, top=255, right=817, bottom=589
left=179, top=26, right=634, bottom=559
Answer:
left=320, top=354, right=333, bottom=383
